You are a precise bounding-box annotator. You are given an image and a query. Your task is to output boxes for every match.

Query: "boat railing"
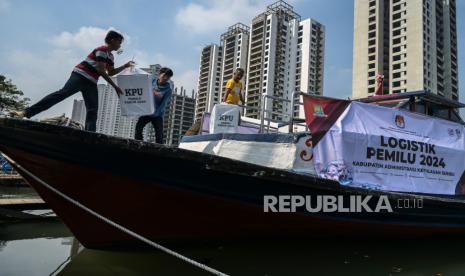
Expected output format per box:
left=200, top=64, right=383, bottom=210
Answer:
left=204, top=91, right=316, bottom=134
left=259, top=94, right=292, bottom=133
left=235, top=91, right=315, bottom=133
left=235, top=96, right=292, bottom=133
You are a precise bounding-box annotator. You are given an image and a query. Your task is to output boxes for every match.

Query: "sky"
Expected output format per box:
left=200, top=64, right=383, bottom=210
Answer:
left=0, top=0, right=463, bottom=119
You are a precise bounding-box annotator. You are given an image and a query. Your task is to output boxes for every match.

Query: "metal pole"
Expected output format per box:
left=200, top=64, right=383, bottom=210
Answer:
left=289, top=91, right=297, bottom=133
left=260, top=94, right=266, bottom=133
left=267, top=114, right=271, bottom=133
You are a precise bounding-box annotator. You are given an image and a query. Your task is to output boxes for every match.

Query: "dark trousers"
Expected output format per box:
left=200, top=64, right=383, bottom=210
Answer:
left=135, top=115, right=163, bottom=143
left=25, top=72, right=99, bottom=132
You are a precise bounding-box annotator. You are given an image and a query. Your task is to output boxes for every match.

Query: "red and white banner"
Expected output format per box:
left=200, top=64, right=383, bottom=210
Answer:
left=303, top=95, right=465, bottom=195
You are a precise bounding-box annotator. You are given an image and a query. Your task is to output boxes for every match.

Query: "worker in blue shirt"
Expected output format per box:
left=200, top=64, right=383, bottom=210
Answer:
left=134, top=67, right=173, bottom=143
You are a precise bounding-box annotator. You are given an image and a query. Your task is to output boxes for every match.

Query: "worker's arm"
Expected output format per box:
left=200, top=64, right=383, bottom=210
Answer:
left=240, top=86, right=245, bottom=104
left=107, top=61, right=133, bottom=76
left=96, top=61, right=123, bottom=96
left=223, top=88, right=231, bottom=103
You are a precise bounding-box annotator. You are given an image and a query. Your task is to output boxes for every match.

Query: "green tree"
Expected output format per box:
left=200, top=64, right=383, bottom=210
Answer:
left=0, top=75, right=30, bottom=111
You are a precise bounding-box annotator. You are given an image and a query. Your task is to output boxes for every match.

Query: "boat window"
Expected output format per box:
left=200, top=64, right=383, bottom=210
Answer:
left=412, top=102, right=425, bottom=114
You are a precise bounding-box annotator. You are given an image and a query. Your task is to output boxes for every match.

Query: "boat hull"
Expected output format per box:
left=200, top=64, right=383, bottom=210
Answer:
left=1, top=118, right=465, bottom=248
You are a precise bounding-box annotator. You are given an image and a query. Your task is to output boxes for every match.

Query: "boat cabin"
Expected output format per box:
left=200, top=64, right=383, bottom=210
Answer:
left=357, top=90, right=465, bottom=124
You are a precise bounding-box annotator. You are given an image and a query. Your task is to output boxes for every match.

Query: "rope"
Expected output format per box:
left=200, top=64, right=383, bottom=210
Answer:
left=49, top=256, right=71, bottom=276
left=3, top=154, right=229, bottom=276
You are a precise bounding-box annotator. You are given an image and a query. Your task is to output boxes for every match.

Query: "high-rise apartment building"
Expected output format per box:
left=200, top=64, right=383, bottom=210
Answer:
left=195, top=44, right=223, bottom=120
left=295, top=18, right=325, bottom=117
left=96, top=83, right=138, bottom=138
left=352, top=0, right=458, bottom=100
left=220, top=23, right=250, bottom=100
left=71, top=99, right=86, bottom=126
left=163, top=87, right=196, bottom=145
left=245, top=1, right=300, bottom=121
left=96, top=83, right=120, bottom=136
left=194, top=0, right=326, bottom=122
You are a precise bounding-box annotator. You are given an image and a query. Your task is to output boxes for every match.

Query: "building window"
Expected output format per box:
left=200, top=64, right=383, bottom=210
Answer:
left=393, top=13, right=401, bottom=20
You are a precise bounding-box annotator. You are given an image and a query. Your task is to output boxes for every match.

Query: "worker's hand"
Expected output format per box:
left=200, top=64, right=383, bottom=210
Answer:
left=115, top=86, right=124, bottom=97
left=124, top=61, right=135, bottom=68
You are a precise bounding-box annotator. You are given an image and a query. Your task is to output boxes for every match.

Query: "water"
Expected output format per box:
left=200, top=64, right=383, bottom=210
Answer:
left=2, top=187, right=465, bottom=275
left=0, top=185, right=40, bottom=200
left=3, top=218, right=465, bottom=276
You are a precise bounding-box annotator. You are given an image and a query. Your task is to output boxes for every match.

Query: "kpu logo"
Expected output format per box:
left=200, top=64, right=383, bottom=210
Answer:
left=395, top=114, right=405, bottom=129
left=125, top=88, right=144, bottom=96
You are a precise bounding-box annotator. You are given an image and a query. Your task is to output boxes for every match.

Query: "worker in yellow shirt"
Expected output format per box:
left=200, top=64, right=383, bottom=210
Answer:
left=223, top=68, right=245, bottom=105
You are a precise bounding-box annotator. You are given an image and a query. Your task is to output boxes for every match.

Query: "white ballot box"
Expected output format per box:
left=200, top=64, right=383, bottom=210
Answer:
left=209, top=103, right=241, bottom=134
left=117, top=67, right=154, bottom=116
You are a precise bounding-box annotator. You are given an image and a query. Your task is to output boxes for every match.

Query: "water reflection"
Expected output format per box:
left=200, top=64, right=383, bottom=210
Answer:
left=0, top=220, right=73, bottom=276
left=57, top=236, right=465, bottom=276
left=2, top=219, right=465, bottom=276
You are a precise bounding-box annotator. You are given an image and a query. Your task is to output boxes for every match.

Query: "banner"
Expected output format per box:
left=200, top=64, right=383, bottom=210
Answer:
left=303, top=95, right=350, bottom=145
left=117, top=67, right=154, bottom=117
left=304, top=96, right=465, bottom=195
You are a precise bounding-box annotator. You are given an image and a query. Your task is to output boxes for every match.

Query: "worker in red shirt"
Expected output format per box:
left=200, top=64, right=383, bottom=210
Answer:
left=11, top=30, right=133, bottom=132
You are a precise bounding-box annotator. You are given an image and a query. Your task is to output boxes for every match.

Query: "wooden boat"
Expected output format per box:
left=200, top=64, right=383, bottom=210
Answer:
left=1, top=116, right=465, bottom=249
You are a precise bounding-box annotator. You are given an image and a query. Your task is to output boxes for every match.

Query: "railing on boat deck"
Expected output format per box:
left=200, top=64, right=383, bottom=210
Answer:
left=238, top=91, right=315, bottom=134
left=200, top=91, right=316, bottom=134
left=289, top=91, right=315, bottom=133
